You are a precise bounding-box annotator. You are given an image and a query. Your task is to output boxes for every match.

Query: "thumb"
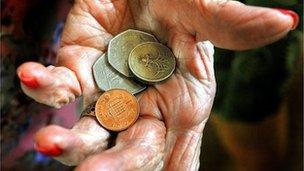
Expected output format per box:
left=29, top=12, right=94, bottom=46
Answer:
left=76, top=117, right=166, bottom=171
left=195, top=0, right=299, bottom=50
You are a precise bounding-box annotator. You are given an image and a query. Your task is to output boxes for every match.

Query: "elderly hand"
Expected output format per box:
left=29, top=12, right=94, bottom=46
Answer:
left=17, top=0, right=297, bottom=170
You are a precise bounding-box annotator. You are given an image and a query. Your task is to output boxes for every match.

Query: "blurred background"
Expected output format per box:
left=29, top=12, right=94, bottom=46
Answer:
left=0, top=0, right=302, bottom=171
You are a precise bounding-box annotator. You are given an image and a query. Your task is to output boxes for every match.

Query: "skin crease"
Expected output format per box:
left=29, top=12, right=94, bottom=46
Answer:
left=17, top=0, right=297, bottom=170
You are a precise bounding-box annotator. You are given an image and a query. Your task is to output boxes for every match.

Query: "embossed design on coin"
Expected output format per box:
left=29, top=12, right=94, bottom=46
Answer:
left=95, top=89, right=139, bottom=131
left=93, top=53, right=146, bottom=94
left=139, top=51, right=170, bottom=77
left=108, top=29, right=158, bottom=77
left=129, top=42, right=176, bottom=83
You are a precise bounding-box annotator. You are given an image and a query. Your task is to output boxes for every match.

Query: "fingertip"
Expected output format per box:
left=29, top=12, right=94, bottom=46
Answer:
left=273, top=8, right=299, bottom=30
left=34, top=125, right=75, bottom=157
left=18, top=71, right=40, bottom=89
left=17, top=62, right=41, bottom=89
left=17, top=62, right=53, bottom=89
left=17, top=62, right=44, bottom=76
left=34, top=142, right=63, bottom=156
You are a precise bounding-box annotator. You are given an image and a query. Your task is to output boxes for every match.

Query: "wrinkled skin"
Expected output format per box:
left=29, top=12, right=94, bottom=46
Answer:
left=17, top=0, right=296, bottom=170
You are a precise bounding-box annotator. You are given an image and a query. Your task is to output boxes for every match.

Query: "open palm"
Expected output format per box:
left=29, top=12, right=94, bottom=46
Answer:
left=17, top=0, right=296, bottom=170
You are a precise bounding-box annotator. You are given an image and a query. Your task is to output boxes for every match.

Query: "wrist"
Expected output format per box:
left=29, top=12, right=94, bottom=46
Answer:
left=164, top=129, right=203, bottom=171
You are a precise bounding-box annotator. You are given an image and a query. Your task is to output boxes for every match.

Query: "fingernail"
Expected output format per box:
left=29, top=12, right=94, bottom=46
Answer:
left=34, top=143, right=63, bottom=156
left=274, top=8, right=299, bottom=30
left=18, top=71, right=39, bottom=89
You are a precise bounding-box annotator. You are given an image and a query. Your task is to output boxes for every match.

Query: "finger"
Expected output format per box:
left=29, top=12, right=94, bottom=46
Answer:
left=169, top=30, right=215, bottom=82
left=195, top=0, right=299, bottom=50
left=57, top=46, right=102, bottom=106
left=54, top=0, right=113, bottom=106
left=54, top=0, right=136, bottom=106
left=17, top=62, right=81, bottom=108
left=34, top=117, right=111, bottom=166
left=76, top=117, right=166, bottom=171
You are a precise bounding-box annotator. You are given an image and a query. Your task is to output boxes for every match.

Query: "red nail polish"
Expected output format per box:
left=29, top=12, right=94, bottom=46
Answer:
left=34, top=143, right=63, bottom=156
left=19, top=72, right=39, bottom=89
left=274, top=8, right=299, bottom=30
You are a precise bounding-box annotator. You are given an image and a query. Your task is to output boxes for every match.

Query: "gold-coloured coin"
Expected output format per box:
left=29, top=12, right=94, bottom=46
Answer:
left=108, top=29, right=158, bottom=77
left=128, top=42, right=176, bottom=84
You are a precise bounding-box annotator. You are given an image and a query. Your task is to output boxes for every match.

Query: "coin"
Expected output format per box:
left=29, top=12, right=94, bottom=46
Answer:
left=108, top=29, right=158, bottom=77
left=95, top=89, right=139, bottom=131
left=128, top=42, right=176, bottom=84
left=80, top=101, right=96, bottom=118
left=93, top=53, right=146, bottom=94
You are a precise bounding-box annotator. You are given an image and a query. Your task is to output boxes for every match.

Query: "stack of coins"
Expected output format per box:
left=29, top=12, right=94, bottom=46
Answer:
left=83, top=29, right=176, bottom=131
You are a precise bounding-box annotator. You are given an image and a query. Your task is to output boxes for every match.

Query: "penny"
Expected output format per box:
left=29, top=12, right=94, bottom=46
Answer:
left=108, top=29, right=158, bottom=77
left=95, top=89, right=139, bottom=131
left=93, top=53, right=146, bottom=94
left=128, top=42, right=176, bottom=84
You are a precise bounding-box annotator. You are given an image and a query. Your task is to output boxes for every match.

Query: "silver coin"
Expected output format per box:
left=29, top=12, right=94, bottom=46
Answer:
left=93, top=53, right=146, bottom=94
left=108, top=29, right=158, bottom=77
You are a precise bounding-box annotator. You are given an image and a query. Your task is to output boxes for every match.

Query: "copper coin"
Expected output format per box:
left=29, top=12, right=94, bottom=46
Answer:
left=95, top=89, right=139, bottom=131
